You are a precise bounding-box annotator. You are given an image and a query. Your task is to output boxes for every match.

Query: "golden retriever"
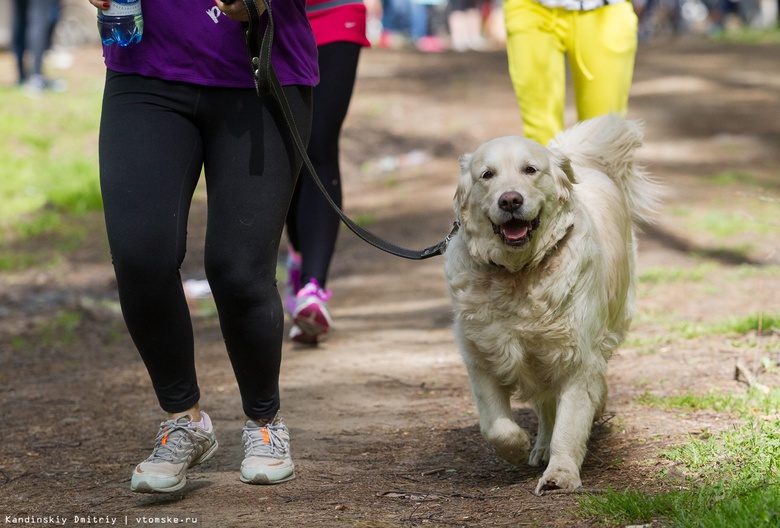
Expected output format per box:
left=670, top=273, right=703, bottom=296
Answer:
left=444, top=114, right=661, bottom=494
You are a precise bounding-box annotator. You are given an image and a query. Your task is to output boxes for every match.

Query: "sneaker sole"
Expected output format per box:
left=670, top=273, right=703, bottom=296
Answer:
left=292, top=300, right=332, bottom=344
left=289, top=324, right=317, bottom=345
left=130, top=439, right=219, bottom=494
left=240, top=469, right=296, bottom=485
left=131, top=478, right=188, bottom=494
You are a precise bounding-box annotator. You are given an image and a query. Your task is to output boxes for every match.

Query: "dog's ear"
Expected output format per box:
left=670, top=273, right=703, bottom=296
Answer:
left=454, top=153, right=473, bottom=218
left=549, top=149, right=576, bottom=203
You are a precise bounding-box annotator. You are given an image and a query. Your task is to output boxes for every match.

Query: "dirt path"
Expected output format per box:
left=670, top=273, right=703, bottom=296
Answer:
left=1, top=38, right=779, bottom=527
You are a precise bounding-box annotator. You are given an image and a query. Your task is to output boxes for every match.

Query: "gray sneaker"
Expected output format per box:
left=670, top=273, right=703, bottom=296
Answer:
left=131, top=412, right=219, bottom=493
left=240, top=415, right=295, bottom=484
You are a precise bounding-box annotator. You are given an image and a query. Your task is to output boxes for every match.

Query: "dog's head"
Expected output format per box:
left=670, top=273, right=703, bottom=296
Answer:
left=453, top=136, right=577, bottom=271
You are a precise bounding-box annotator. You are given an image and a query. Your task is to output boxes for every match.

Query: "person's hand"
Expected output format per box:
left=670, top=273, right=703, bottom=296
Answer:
left=215, top=0, right=268, bottom=22
left=88, top=0, right=110, bottom=9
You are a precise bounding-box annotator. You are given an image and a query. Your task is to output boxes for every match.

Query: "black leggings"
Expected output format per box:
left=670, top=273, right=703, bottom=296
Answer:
left=100, top=70, right=312, bottom=420
left=286, top=41, right=362, bottom=288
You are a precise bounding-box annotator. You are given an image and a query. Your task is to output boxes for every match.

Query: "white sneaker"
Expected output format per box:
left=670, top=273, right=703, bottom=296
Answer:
left=131, top=412, right=218, bottom=493
left=240, top=415, right=295, bottom=484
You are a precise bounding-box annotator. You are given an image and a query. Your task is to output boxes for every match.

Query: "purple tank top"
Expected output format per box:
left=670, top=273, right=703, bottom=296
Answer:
left=103, top=0, right=319, bottom=88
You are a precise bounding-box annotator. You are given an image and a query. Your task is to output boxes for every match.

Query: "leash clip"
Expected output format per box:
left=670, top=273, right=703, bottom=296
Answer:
left=419, top=221, right=460, bottom=259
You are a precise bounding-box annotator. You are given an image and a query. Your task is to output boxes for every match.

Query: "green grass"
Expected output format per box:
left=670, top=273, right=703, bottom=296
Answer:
left=11, top=309, right=84, bottom=350
left=628, top=309, right=780, bottom=354
left=0, top=76, right=104, bottom=242
left=0, top=252, right=38, bottom=270
left=0, top=212, right=89, bottom=271
left=729, top=264, right=780, bottom=280
left=354, top=212, right=378, bottom=228
left=639, top=264, right=718, bottom=285
left=581, top=484, right=780, bottom=527
left=579, top=388, right=780, bottom=527
left=709, top=170, right=765, bottom=187
left=671, top=312, right=780, bottom=339
left=670, top=201, right=777, bottom=240
left=635, top=264, right=780, bottom=351
left=11, top=304, right=127, bottom=351
left=710, top=27, right=780, bottom=44
left=667, top=174, right=780, bottom=250
left=636, top=388, right=779, bottom=415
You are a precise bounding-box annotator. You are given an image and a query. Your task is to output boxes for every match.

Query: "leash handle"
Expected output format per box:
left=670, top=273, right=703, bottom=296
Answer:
left=240, top=0, right=449, bottom=260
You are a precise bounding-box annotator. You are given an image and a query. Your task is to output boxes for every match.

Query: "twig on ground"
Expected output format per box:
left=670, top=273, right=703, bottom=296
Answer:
left=0, top=470, right=30, bottom=485
left=378, top=490, right=443, bottom=501
left=735, top=359, right=771, bottom=394
left=420, top=467, right=449, bottom=476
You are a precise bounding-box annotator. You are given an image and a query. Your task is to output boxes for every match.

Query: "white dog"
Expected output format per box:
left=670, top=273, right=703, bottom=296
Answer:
left=444, top=114, right=661, bottom=494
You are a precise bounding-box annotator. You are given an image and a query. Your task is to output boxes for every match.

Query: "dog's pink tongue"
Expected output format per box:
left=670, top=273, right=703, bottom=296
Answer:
left=503, top=224, right=529, bottom=241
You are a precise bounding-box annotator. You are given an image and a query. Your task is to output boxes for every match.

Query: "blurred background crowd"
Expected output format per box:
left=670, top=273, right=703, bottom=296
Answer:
left=1, top=0, right=777, bottom=70
left=0, top=0, right=776, bottom=97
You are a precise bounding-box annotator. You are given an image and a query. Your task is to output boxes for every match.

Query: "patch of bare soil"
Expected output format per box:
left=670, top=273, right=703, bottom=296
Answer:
left=1, top=37, right=780, bottom=527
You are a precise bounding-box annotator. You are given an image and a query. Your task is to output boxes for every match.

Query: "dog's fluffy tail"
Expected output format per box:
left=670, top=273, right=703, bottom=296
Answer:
left=548, top=114, right=662, bottom=224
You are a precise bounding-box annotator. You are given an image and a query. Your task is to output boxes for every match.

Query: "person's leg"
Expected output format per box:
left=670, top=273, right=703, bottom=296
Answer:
left=448, top=10, right=468, bottom=51
left=448, top=0, right=471, bottom=51
left=46, top=0, right=61, bottom=50
left=27, top=0, right=56, bottom=78
left=100, top=71, right=204, bottom=415
left=100, top=71, right=219, bottom=494
left=289, top=42, right=361, bottom=290
left=200, top=85, right=312, bottom=486
left=505, top=0, right=567, bottom=144
left=382, top=0, right=400, bottom=32
left=411, top=0, right=430, bottom=40
left=12, top=0, right=28, bottom=84
left=569, top=2, right=638, bottom=122
left=285, top=43, right=359, bottom=345
left=463, top=3, right=484, bottom=49
left=201, top=85, right=312, bottom=420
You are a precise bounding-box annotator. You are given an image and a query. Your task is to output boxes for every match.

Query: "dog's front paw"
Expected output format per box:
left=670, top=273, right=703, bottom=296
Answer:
left=535, top=466, right=582, bottom=495
left=483, top=419, right=531, bottom=466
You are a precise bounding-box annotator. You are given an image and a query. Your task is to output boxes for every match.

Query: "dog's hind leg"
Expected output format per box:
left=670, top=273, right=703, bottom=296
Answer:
left=529, top=398, right=556, bottom=466
left=465, top=361, right=531, bottom=466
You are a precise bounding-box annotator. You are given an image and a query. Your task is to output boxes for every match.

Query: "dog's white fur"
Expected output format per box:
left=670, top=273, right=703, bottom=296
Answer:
left=444, top=115, right=661, bottom=494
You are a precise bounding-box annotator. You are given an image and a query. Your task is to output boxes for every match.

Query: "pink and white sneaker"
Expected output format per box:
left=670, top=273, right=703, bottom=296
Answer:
left=290, top=279, right=333, bottom=345
left=284, top=249, right=302, bottom=316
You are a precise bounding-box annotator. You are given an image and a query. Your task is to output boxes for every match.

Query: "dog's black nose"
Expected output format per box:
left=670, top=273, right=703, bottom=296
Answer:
left=498, top=191, right=523, bottom=212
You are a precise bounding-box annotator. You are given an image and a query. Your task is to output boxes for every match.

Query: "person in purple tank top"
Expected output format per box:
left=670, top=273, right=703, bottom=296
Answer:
left=89, top=0, right=318, bottom=493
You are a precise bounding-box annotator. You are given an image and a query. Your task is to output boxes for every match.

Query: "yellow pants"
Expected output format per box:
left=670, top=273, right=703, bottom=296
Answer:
left=505, top=0, right=638, bottom=144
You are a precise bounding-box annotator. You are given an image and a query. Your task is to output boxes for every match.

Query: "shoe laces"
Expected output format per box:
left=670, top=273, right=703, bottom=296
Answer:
left=243, top=420, right=289, bottom=459
left=147, top=417, right=199, bottom=463
left=297, top=279, right=332, bottom=303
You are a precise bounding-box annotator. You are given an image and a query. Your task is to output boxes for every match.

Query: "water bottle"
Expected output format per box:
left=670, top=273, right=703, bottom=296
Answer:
left=97, top=0, right=143, bottom=47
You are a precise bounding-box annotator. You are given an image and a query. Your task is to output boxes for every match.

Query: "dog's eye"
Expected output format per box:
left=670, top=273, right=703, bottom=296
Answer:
left=524, top=165, right=538, bottom=175
left=481, top=170, right=494, bottom=180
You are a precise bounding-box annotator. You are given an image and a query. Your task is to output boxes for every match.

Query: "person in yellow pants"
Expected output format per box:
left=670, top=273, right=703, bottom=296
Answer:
left=504, top=0, right=638, bottom=145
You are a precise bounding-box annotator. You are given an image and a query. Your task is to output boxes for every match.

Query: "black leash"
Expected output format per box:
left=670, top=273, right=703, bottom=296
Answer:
left=231, top=0, right=454, bottom=260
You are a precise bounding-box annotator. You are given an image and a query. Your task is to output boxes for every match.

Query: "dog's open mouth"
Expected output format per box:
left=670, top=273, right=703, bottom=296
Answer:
left=492, top=214, right=540, bottom=247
